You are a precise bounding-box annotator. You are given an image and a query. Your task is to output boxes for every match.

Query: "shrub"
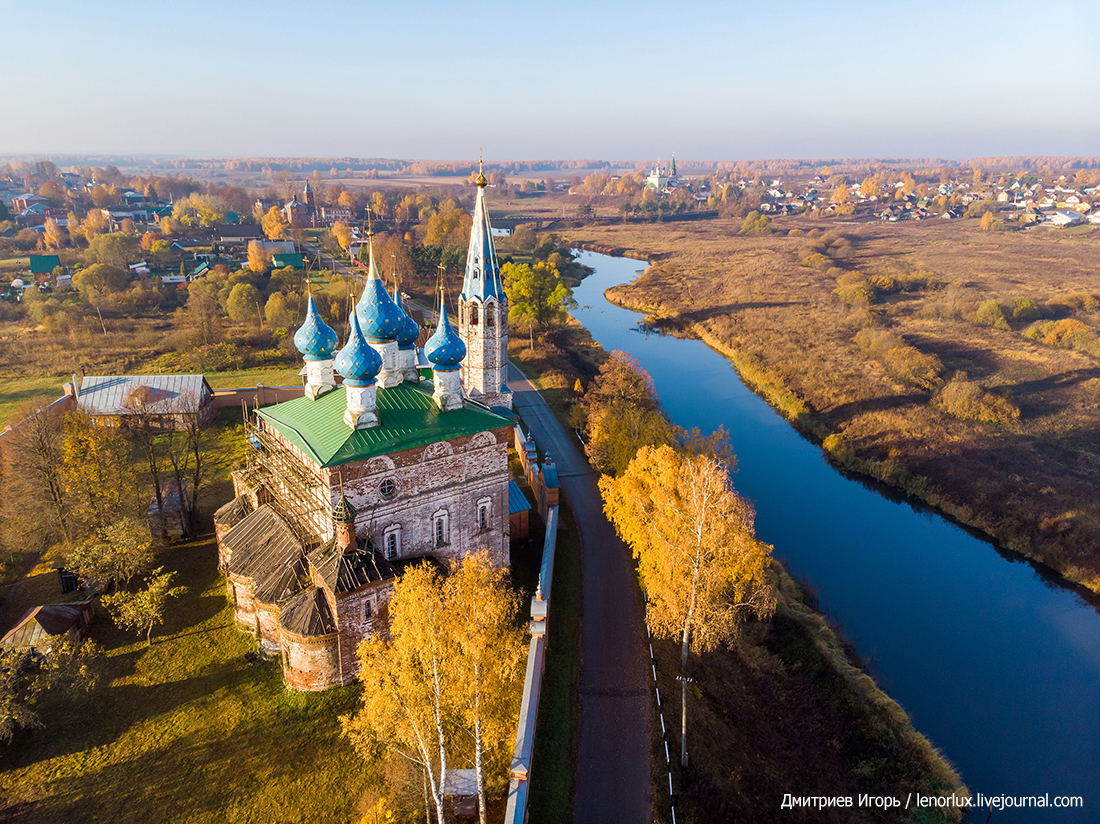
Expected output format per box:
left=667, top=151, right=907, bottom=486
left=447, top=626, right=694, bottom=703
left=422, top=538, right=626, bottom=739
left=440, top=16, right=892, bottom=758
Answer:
left=738, top=211, right=772, bottom=235
left=1040, top=318, right=1097, bottom=351
left=801, top=252, right=831, bottom=271
left=854, top=328, right=943, bottom=389
left=976, top=299, right=1009, bottom=329
left=885, top=346, right=943, bottom=390
left=934, top=373, right=1020, bottom=423
left=834, top=272, right=874, bottom=306
left=1012, top=297, right=1040, bottom=322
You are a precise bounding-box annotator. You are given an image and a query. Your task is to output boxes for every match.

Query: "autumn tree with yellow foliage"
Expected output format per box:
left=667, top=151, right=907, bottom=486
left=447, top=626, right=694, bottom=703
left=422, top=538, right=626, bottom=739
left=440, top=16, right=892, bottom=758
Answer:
left=342, top=554, right=524, bottom=824
left=261, top=206, right=288, bottom=240
left=600, top=444, right=775, bottom=668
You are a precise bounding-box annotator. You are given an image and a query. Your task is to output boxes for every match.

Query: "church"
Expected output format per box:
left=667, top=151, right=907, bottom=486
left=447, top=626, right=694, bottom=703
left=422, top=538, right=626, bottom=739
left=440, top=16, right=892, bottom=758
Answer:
left=214, top=168, right=519, bottom=690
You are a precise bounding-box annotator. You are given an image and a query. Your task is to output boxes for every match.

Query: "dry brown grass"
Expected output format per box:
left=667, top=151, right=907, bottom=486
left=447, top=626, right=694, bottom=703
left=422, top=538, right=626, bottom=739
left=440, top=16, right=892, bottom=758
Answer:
left=565, top=218, right=1100, bottom=591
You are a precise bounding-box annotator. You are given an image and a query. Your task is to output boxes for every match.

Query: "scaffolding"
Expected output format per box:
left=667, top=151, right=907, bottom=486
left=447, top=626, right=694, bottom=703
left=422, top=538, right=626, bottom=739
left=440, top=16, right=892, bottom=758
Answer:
left=246, top=416, right=331, bottom=550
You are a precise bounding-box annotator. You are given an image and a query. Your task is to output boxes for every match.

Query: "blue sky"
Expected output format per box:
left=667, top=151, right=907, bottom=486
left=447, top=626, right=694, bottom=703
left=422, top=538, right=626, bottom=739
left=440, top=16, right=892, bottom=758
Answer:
left=4, top=0, right=1099, bottom=160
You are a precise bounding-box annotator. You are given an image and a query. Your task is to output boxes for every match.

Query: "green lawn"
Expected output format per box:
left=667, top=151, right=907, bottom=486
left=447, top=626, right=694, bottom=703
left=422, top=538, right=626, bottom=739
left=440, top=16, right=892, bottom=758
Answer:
left=203, top=367, right=304, bottom=389
left=0, top=257, right=31, bottom=272
left=0, top=376, right=66, bottom=428
left=0, top=535, right=375, bottom=824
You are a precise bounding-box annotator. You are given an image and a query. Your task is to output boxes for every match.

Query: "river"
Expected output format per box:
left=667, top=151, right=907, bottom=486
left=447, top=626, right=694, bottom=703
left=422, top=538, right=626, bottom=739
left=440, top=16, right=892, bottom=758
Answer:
left=569, top=250, right=1100, bottom=821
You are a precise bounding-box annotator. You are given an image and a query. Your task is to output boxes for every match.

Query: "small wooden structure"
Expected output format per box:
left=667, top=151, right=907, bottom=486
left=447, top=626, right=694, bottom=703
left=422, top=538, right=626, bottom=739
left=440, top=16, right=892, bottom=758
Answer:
left=445, top=768, right=478, bottom=817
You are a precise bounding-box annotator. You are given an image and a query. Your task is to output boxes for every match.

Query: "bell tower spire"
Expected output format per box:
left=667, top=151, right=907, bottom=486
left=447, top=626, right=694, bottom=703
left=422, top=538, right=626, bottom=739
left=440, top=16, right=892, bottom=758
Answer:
left=458, top=154, right=511, bottom=409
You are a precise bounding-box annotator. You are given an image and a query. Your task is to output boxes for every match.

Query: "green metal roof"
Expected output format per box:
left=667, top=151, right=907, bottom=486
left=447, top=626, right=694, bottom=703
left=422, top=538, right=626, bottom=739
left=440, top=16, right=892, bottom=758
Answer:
left=272, top=253, right=304, bottom=269
left=29, top=254, right=60, bottom=273
left=255, top=382, right=510, bottom=468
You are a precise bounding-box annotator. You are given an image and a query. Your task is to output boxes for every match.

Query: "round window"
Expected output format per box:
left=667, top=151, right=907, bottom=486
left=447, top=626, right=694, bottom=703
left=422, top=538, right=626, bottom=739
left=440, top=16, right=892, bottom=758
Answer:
left=380, top=479, right=396, bottom=498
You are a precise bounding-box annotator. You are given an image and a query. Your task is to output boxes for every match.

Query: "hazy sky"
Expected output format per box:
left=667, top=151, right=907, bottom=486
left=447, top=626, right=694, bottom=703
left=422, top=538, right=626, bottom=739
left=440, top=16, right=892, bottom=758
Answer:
left=4, top=0, right=1099, bottom=161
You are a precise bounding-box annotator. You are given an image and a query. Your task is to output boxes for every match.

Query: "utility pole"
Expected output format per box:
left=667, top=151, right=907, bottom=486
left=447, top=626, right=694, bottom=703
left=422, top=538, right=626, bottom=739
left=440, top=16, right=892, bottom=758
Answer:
left=677, top=675, right=694, bottom=768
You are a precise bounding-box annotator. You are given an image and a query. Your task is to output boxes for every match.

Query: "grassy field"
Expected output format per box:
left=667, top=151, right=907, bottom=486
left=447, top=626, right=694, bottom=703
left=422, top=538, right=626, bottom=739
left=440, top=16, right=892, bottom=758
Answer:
left=0, top=534, right=375, bottom=824
left=564, top=218, right=1100, bottom=592
left=526, top=503, right=582, bottom=824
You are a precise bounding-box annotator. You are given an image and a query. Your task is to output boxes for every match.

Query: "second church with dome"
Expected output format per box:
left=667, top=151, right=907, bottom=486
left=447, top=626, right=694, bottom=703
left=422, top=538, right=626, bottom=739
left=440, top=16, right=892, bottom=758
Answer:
left=213, top=171, right=522, bottom=690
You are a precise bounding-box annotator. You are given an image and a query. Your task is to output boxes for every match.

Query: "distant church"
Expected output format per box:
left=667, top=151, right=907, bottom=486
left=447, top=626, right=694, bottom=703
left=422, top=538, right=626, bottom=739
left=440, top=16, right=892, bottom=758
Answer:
left=646, top=154, right=679, bottom=192
left=215, top=167, right=521, bottom=690
left=283, top=180, right=353, bottom=227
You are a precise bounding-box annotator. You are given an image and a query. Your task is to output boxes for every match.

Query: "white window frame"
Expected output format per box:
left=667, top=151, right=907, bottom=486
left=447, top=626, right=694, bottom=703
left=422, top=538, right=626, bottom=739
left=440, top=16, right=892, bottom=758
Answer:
left=384, top=525, right=401, bottom=559
left=432, top=508, right=449, bottom=547
left=477, top=496, right=492, bottom=532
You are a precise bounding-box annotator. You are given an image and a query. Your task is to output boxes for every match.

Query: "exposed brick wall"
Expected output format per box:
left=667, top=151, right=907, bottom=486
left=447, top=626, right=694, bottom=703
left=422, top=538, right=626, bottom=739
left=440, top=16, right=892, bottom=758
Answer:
left=333, top=583, right=393, bottom=680
left=228, top=574, right=257, bottom=632
left=254, top=600, right=281, bottom=654
left=281, top=631, right=344, bottom=691
left=330, top=425, right=513, bottom=567
left=459, top=296, right=509, bottom=399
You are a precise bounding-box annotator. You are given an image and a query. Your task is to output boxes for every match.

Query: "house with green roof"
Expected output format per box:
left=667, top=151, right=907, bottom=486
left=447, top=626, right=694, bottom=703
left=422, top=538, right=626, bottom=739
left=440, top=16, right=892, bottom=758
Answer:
left=29, top=254, right=60, bottom=275
left=271, top=252, right=304, bottom=270
left=214, top=180, right=525, bottom=690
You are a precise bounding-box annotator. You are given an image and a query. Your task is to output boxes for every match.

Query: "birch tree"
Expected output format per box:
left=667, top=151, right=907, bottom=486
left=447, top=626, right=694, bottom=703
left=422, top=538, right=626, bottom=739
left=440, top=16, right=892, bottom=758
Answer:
left=343, top=562, right=454, bottom=824
left=599, top=444, right=776, bottom=668
left=443, top=551, right=524, bottom=824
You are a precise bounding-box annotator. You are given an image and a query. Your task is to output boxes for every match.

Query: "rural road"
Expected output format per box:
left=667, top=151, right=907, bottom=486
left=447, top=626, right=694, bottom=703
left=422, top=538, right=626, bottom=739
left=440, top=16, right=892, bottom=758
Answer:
left=507, top=362, right=652, bottom=824
left=302, top=243, right=358, bottom=280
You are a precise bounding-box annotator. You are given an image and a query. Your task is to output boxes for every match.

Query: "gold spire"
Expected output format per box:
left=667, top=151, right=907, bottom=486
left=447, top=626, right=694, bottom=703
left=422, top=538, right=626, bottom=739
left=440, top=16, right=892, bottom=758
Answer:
left=475, top=150, right=487, bottom=188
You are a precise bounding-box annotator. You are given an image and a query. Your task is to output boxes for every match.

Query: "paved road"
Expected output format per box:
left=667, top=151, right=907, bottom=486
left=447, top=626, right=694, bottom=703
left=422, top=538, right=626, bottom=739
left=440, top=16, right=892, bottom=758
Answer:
left=507, top=363, right=652, bottom=824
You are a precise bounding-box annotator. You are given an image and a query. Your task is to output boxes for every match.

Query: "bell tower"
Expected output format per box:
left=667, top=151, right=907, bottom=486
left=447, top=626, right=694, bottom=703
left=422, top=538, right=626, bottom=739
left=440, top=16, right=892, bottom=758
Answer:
left=458, top=158, right=512, bottom=410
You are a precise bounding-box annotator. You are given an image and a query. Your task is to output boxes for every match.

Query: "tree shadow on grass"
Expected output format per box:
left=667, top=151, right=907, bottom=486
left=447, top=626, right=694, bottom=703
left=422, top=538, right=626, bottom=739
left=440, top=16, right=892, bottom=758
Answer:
left=2, top=685, right=368, bottom=824
left=0, top=656, right=268, bottom=773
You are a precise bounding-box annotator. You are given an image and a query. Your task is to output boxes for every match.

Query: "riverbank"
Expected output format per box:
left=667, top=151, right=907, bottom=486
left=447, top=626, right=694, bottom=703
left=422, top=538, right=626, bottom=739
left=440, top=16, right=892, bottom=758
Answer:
left=564, top=220, right=1100, bottom=594
left=507, top=323, right=969, bottom=821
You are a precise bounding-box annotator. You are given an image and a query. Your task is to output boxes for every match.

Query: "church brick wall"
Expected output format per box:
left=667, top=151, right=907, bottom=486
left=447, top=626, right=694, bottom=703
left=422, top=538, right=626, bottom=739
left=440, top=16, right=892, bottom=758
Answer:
left=330, top=425, right=512, bottom=568
left=228, top=574, right=257, bottom=632
left=459, top=297, right=508, bottom=399
left=333, top=584, right=392, bottom=682
left=254, top=600, right=282, bottom=654
left=281, top=631, right=344, bottom=691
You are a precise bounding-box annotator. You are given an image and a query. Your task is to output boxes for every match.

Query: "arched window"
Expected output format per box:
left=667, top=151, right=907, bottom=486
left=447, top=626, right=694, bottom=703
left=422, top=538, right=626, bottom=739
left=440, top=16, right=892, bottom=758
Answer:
left=384, top=526, right=401, bottom=559
left=432, top=508, right=449, bottom=546
left=486, top=305, right=494, bottom=327
left=477, top=497, right=492, bottom=531
left=470, top=304, right=479, bottom=326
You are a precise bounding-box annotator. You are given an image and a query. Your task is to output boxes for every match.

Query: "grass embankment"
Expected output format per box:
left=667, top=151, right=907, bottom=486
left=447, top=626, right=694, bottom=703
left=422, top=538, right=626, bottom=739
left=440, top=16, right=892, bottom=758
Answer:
left=0, top=535, right=373, bottom=824
left=566, top=219, right=1100, bottom=592
left=651, top=566, right=967, bottom=824
left=507, top=316, right=609, bottom=424
left=507, top=317, right=965, bottom=822
left=526, top=504, right=582, bottom=823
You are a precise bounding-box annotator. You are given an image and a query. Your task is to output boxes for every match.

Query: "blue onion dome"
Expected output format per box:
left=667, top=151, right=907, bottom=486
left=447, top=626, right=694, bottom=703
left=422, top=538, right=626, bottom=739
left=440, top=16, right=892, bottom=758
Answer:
left=294, top=296, right=339, bottom=362
left=356, top=270, right=403, bottom=343
left=393, top=288, right=420, bottom=350
left=334, top=310, right=381, bottom=386
left=425, top=304, right=465, bottom=371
